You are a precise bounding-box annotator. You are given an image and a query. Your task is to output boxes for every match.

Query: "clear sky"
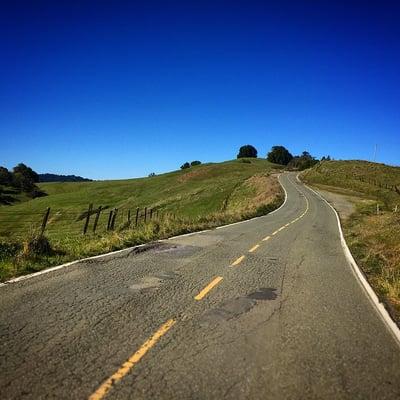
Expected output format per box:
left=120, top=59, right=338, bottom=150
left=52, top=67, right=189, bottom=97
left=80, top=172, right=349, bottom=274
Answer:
left=1, top=1, right=399, bottom=179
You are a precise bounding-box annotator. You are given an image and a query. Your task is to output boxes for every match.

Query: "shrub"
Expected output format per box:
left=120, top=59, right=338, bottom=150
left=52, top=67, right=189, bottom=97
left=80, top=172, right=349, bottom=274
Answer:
left=21, top=235, right=52, bottom=259
left=180, top=162, right=190, bottom=169
left=267, top=146, right=293, bottom=165
left=237, top=145, right=257, bottom=158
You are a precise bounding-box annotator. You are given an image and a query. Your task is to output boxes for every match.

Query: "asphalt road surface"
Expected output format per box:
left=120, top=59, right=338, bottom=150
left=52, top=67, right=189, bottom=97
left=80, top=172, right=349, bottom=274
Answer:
left=1, top=172, right=400, bottom=400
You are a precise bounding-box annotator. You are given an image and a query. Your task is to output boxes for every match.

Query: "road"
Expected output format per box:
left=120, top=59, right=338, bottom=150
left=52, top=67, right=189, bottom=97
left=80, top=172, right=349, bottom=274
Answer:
left=1, top=172, right=400, bottom=399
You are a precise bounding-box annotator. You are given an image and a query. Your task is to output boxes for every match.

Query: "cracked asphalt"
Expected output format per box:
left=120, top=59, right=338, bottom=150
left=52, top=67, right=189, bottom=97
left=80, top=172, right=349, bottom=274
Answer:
left=1, top=172, right=400, bottom=399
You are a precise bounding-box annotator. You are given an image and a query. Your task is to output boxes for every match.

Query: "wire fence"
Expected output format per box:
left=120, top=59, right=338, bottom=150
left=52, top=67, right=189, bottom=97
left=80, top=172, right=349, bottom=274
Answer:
left=0, top=204, right=176, bottom=240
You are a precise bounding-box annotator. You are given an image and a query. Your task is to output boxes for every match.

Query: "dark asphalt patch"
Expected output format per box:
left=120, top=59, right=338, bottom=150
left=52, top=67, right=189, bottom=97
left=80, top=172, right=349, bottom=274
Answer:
left=200, top=289, right=279, bottom=325
left=200, top=297, right=256, bottom=325
left=247, top=288, right=278, bottom=300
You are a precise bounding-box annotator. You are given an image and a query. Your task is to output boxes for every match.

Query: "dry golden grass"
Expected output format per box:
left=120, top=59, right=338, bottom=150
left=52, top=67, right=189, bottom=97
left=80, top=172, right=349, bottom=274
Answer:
left=344, top=210, right=400, bottom=322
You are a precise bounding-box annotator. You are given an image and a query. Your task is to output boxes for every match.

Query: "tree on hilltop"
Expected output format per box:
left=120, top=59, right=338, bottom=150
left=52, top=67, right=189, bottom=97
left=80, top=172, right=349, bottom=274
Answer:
left=266, top=146, right=293, bottom=165
left=180, top=162, right=190, bottom=170
left=237, top=145, right=257, bottom=158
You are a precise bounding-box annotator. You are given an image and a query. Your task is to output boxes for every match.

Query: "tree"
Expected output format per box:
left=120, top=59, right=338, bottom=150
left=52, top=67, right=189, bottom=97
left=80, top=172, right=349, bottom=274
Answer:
left=237, top=145, right=257, bottom=158
left=180, top=162, right=190, bottom=170
left=13, top=163, right=39, bottom=183
left=191, top=160, right=201, bottom=166
left=0, top=166, right=12, bottom=185
left=148, top=172, right=156, bottom=177
left=266, top=146, right=293, bottom=165
left=287, top=150, right=318, bottom=170
left=12, top=172, right=36, bottom=192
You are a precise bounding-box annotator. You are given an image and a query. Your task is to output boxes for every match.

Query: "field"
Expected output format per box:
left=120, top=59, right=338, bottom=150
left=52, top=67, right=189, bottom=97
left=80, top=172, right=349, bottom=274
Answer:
left=302, top=160, right=400, bottom=323
left=0, top=158, right=283, bottom=281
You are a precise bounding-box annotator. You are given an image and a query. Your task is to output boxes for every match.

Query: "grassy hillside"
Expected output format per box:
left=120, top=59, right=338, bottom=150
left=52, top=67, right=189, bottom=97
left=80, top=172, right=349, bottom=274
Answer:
left=0, top=158, right=283, bottom=281
left=302, top=160, right=400, bottom=324
left=302, top=160, right=400, bottom=208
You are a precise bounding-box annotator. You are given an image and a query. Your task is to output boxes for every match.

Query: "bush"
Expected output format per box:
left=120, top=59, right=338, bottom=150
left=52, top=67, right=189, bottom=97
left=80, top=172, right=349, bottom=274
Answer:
left=191, top=161, right=201, bottom=166
left=267, top=146, right=293, bottom=165
left=180, top=162, right=190, bottom=170
left=21, top=235, right=52, bottom=259
left=237, top=145, right=257, bottom=158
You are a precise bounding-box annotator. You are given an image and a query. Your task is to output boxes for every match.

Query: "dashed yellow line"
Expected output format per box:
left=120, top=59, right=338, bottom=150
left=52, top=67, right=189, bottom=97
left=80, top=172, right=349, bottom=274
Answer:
left=272, top=230, right=279, bottom=236
left=231, top=255, right=245, bottom=266
left=248, top=244, right=260, bottom=253
left=88, top=319, right=176, bottom=400
left=262, top=235, right=271, bottom=242
left=194, top=276, right=223, bottom=300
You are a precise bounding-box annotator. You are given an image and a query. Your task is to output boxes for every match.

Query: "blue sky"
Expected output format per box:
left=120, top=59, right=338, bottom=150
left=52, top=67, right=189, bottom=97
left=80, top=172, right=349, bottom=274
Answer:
left=1, top=1, right=399, bottom=179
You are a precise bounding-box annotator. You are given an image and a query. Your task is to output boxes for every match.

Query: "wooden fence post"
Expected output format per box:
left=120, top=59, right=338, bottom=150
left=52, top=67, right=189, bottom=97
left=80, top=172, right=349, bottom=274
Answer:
left=83, top=203, right=93, bottom=234
left=135, top=207, right=140, bottom=227
left=107, top=210, right=113, bottom=231
left=144, top=207, right=147, bottom=223
left=111, top=208, right=118, bottom=230
left=150, top=208, right=153, bottom=220
left=93, top=206, right=102, bottom=233
left=127, top=210, right=131, bottom=226
left=40, top=207, right=51, bottom=237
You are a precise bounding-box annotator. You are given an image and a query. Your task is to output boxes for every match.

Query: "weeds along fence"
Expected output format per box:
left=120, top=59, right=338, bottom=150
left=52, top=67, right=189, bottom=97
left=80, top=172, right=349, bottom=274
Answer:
left=0, top=205, right=176, bottom=240
left=351, top=175, right=400, bottom=195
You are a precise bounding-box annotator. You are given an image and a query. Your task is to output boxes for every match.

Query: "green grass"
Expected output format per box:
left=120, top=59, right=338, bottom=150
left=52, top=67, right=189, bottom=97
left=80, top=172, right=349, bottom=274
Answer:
left=302, top=160, right=400, bottom=209
left=302, top=160, right=400, bottom=324
left=0, top=158, right=283, bottom=281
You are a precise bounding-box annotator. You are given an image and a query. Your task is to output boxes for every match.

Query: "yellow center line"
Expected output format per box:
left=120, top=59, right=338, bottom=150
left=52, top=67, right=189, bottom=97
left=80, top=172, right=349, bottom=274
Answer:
left=194, top=276, right=223, bottom=300
left=248, top=244, right=260, bottom=253
left=278, top=226, right=285, bottom=232
left=231, top=255, right=245, bottom=266
left=262, top=235, right=271, bottom=241
left=272, top=230, right=279, bottom=235
left=88, top=319, right=176, bottom=400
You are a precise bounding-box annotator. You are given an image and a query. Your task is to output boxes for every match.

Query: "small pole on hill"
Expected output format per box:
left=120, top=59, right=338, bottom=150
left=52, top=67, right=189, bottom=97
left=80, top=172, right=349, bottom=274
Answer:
left=135, top=207, right=140, bottom=227
left=83, top=203, right=93, bottom=235
left=127, top=209, right=131, bottom=226
left=107, top=210, right=113, bottom=231
left=144, top=207, right=147, bottom=223
left=373, top=144, right=377, bottom=162
left=93, top=206, right=102, bottom=233
left=111, top=208, right=118, bottom=230
left=40, top=207, right=51, bottom=237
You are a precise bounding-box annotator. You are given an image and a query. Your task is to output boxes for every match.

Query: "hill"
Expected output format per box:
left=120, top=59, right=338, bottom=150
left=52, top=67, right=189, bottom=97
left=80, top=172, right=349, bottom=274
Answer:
left=0, top=158, right=283, bottom=281
left=302, top=160, right=400, bottom=323
left=38, top=173, right=92, bottom=183
left=302, top=160, right=400, bottom=207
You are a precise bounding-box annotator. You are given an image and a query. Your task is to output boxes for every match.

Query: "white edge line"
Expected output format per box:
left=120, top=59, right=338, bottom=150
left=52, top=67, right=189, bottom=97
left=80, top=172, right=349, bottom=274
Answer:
left=299, top=175, right=400, bottom=347
left=1, top=173, right=289, bottom=288
left=0, top=242, right=154, bottom=287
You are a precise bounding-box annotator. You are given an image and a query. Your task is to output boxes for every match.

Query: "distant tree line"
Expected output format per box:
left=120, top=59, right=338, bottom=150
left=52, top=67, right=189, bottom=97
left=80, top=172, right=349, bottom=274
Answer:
left=235, top=144, right=328, bottom=171
left=38, top=173, right=92, bottom=183
left=0, top=163, right=45, bottom=199
left=181, top=160, right=202, bottom=170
